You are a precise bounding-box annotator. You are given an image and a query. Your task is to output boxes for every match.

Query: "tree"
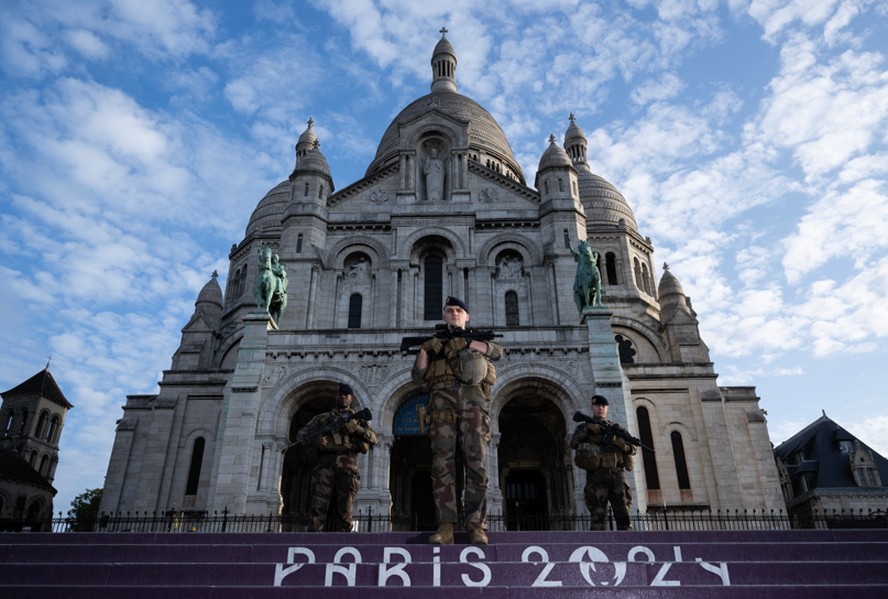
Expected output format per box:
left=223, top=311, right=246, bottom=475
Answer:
left=66, top=488, right=102, bottom=532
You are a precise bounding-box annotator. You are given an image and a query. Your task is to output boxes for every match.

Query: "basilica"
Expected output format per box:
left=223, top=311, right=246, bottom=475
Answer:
left=99, top=32, right=785, bottom=527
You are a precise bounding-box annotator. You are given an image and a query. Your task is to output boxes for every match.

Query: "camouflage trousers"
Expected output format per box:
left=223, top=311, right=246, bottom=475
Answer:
left=428, top=388, right=491, bottom=530
left=584, top=468, right=632, bottom=531
left=308, top=452, right=360, bottom=532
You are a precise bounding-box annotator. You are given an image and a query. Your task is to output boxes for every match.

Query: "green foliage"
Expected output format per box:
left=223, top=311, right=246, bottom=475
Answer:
left=66, top=488, right=102, bottom=532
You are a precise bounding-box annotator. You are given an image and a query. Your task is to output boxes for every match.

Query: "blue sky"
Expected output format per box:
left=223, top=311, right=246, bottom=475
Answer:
left=2, top=0, right=887, bottom=515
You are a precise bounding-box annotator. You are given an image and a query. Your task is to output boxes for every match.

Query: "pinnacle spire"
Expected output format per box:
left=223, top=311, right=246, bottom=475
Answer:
left=431, top=28, right=458, bottom=93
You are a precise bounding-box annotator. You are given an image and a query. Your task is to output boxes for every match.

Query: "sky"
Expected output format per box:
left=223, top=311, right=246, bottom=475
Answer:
left=1, top=0, right=887, bottom=516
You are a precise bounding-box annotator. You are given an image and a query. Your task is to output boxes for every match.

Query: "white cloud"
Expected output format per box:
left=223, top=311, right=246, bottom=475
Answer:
left=63, top=28, right=109, bottom=59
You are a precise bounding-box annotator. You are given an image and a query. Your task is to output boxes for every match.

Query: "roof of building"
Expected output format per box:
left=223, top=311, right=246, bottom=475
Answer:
left=774, top=413, right=888, bottom=489
left=1, top=368, right=73, bottom=409
left=0, top=449, right=56, bottom=493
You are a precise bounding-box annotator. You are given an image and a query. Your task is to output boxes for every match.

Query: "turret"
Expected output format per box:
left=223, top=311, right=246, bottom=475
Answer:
left=171, top=272, right=223, bottom=370
left=430, top=27, right=458, bottom=94
left=657, top=264, right=711, bottom=363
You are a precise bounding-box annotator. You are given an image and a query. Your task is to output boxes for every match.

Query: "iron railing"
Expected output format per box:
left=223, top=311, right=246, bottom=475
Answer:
left=4, top=507, right=886, bottom=534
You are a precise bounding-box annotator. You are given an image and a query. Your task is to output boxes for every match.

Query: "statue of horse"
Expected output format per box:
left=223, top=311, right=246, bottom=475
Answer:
left=255, top=243, right=287, bottom=323
left=571, top=240, right=603, bottom=313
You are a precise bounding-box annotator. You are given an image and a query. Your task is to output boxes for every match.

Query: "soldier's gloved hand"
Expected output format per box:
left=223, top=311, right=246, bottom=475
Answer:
left=444, top=337, right=468, bottom=358
left=612, top=437, right=629, bottom=452
left=346, top=420, right=364, bottom=435
left=421, top=338, right=444, bottom=354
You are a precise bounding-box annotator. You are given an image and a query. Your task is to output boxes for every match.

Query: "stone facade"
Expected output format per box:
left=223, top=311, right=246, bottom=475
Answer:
left=99, top=32, right=785, bottom=525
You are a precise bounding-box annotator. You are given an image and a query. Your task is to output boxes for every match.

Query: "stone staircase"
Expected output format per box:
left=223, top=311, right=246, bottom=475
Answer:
left=2, top=528, right=887, bottom=597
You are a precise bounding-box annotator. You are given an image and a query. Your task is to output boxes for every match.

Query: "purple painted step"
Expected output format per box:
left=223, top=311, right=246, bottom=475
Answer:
left=2, top=528, right=887, bottom=545
left=4, top=585, right=886, bottom=599
left=2, top=529, right=887, bottom=596
left=4, top=539, right=887, bottom=564
left=2, top=559, right=887, bottom=588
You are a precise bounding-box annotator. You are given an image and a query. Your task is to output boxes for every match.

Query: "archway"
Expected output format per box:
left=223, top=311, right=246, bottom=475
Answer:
left=389, top=393, right=436, bottom=531
left=498, top=393, right=571, bottom=530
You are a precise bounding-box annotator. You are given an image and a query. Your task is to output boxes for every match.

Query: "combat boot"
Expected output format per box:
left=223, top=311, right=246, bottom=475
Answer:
left=467, top=527, right=488, bottom=546
left=428, top=522, right=454, bottom=544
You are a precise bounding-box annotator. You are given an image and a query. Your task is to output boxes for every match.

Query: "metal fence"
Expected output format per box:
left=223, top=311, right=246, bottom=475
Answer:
left=4, top=507, right=886, bottom=534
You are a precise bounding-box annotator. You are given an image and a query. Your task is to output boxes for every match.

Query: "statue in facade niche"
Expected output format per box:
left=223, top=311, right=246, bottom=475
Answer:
left=255, top=243, right=288, bottom=323
left=570, top=239, right=603, bottom=313
left=424, top=148, right=444, bottom=201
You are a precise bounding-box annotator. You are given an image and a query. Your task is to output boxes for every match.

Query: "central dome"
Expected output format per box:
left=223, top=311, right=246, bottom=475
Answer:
left=366, top=92, right=524, bottom=182
left=365, top=31, right=525, bottom=184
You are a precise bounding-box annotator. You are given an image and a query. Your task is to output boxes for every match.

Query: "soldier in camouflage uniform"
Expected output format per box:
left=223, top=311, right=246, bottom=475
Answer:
left=412, top=296, right=502, bottom=546
left=300, top=383, right=378, bottom=532
left=570, top=394, right=636, bottom=530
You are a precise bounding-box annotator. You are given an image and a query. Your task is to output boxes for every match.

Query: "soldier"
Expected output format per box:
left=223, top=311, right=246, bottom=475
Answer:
left=570, top=394, right=636, bottom=530
left=300, top=383, right=378, bottom=532
left=413, top=296, right=503, bottom=545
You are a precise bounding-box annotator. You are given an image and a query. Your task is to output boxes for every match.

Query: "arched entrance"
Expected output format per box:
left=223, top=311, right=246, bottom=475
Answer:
left=279, top=382, right=364, bottom=530
left=498, top=392, right=572, bottom=530
left=388, top=394, right=436, bottom=531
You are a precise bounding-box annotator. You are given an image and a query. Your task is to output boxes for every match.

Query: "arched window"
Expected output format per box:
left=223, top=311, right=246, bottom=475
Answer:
left=671, top=431, right=691, bottom=490
left=296, top=234, right=303, bottom=253
left=505, top=291, right=519, bottom=327
left=239, top=268, right=247, bottom=297
left=319, top=185, right=324, bottom=199
left=185, top=437, right=206, bottom=496
left=423, top=254, right=444, bottom=320
left=304, top=182, right=309, bottom=197
left=46, top=416, right=60, bottom=443
left=3, top=411, right=13, bottom=434
left=563, top=229, right=570, bottom=249
left=636, top=407, right=660, bottom=491
left=633, top=258, right=642, bottom=290
left=605, top=252, right=618, bottom=285
left=544, top=180, right=549, bottom=194
left=558, top=177, right=564, bottom=192
left=615, top=334, right=636, bottom=364
left=18, top=409, right=28, bottom=435
left=348, top=294, right=363, bottom=329
left=29, top=450, right=38, bottom=467
left=39, top=455, right=49, bottom=477
left=34, top=412, right=48, bottom=439
left=642, top=263, right=652, bottom=295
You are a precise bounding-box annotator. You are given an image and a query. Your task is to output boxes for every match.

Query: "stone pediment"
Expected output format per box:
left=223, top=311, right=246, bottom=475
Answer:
left=328, top=163, right=399, bottom=207
left=467, top=161, right=540, bottom=207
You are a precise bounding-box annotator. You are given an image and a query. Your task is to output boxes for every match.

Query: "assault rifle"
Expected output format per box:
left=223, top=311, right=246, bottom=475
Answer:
left=400, top=324, right=502, bottom=353
left=573, top=411, right=655, bottom=453
left=290, top=407, right=373, bottom=449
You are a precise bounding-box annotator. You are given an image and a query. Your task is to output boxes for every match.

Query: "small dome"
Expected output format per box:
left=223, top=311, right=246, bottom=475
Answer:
left=245, top=180, right=289, bottom=236
left=296, top=144, right=331, bottom=178
left=564, top=113, right=586, bottom=145
left=196, top=272, right=223, bottom=308
left=658, top=265, right=685, bottom=299
left=578, top=172, right=638, bottom=232
left=433, top=31, right=456, bottom=59
left=537, top=135, right=573, bottom=172
left=657, top=264, right=691, bottom=314
left=297, top=118, right=318, bottom=150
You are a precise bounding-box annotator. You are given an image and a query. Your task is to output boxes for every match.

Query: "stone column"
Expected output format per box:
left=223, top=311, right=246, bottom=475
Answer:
left=208, top=312, right=271, bottom=515
left=581, top=307, right=644, bottom=518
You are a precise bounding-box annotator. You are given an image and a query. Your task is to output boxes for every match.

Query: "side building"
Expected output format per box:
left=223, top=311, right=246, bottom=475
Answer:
left=1, top=367, right=72, bottom=529
left=99, top=32, right=785, bottom=528
left=775, top=412, right=888, bottom=528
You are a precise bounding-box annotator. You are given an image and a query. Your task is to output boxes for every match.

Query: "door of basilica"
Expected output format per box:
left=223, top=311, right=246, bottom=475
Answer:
left=389, top=394, right=437, bottom=531
left=280, top=396, right=328, bottom=530
left=497, top=393, right=573, bottom=530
